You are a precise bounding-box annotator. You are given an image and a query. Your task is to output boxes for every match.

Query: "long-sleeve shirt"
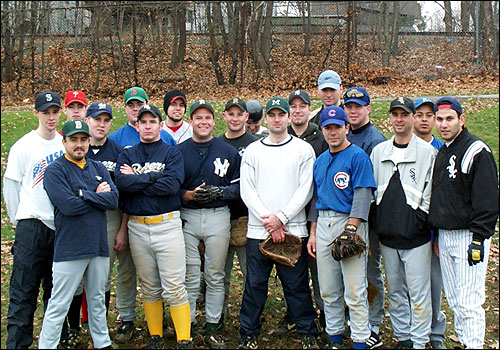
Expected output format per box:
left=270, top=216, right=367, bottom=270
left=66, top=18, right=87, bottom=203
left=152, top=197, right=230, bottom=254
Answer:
left=109, top=123, right=176, bottom=148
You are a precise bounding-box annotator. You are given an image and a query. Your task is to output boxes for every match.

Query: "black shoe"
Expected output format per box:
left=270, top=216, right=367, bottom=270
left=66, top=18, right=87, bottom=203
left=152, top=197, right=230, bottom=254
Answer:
left=272, top=312, right=296, bottom=335
left=177, top=338, right=194, bottom=349
left=146, top=335, right=165, bottom=349
left=115, top=320, right=134, bottom=343
left=204, top=324, right=227, bottom=349
left=395, top=340, right=413, bottom=349
left=239, top=334, right=259, bottom=349
left=366, top=331, right=382, bottom=349
left=301, top=334, right=318, bottom=349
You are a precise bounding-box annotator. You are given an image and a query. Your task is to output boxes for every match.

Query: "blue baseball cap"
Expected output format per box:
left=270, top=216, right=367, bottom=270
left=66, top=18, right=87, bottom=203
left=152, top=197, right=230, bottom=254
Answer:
left=86, top=102, right=113, bottom=119
left=318, top=70, right=341, bottom=90
left=434, top=96, right=463, bottom=115
left=414, top=97, right=435, bottom=110
left=343, top=87, right=370, bottom=106
left=320, top=106, right=348, bottom=128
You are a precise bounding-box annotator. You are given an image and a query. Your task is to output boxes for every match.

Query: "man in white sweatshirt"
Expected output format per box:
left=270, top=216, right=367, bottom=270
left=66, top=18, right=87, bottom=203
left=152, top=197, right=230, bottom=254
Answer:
left=238, top=97, right=319, bottom=349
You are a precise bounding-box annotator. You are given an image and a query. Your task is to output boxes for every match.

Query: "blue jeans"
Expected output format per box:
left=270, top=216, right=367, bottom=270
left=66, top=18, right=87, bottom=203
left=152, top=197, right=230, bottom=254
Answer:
left=7, top=219, right=56, bottom=349
left=239, top=238, right=318, bottom=336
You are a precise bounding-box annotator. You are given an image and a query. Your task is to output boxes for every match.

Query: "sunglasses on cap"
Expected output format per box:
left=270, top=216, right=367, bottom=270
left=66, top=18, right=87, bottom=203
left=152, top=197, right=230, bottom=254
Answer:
left=344, top=89, right=366, bottom=99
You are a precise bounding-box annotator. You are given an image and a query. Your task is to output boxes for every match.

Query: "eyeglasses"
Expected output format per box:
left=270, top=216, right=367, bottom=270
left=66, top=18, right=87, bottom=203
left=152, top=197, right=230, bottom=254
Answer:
left=344, top=89, right=365, bottom=99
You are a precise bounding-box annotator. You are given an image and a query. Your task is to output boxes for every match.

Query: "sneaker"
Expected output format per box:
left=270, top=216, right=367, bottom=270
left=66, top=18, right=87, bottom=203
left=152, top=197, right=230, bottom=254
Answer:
left=395, top=340, right=413, bottom=349
left=239, top=335, right=258, bottom=349
left=177, top=339, right=194, bottom=349
left=366, top=331, right=383, bottom=349
left=301, top=334, right=318, bottom=349
left=204, top=326, right=227, bottom=349
left=114, top=321, right=134, bottom=343
left=146, top=335, right=165, bottom=349
left=58, top=329, right=82, bottom=349
left=272, top=313, right=296, bottom=335
left=430, top=340, right=447, bottom=349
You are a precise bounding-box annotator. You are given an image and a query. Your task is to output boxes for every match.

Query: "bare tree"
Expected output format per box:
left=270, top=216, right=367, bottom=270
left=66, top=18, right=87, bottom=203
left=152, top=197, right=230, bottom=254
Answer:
left=390, top=1, right=400, bottom=56
left=2, top=2, right=15, bottom=82
left=460, top=1, right=472, bottom=32
left=206, top=2, right=225, bottom=85
left=382, top=1, right=391, bottom=67
left=444, top=1, right=453, bottom=33
left=300, top=1, right=311, bottom=56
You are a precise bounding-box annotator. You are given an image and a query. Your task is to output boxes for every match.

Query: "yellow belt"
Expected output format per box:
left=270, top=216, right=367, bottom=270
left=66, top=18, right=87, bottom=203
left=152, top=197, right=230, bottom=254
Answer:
left=129, top=212, right=174, bottom=225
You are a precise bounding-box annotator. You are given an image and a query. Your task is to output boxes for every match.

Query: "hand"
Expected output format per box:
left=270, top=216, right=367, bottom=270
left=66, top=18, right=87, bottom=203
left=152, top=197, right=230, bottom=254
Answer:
left=96, top=181, right=111, bottom=193
left=433, top=237, right=439, bottom=258
left=261, top=214, right=286, bottom=243
left=120, top=164, right=134, bottom=175
left=467, top=240, right=484, bottom=266
left=114, top=227, right=128, bottom=252
left=183, top=182, right=205, bottom=202
left=307, top=231, right=316, bottom=259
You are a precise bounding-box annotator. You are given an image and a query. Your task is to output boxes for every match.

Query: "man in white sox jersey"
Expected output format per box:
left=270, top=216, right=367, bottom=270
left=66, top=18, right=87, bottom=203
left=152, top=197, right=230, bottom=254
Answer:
left=429, top=97, right=499, bottom=349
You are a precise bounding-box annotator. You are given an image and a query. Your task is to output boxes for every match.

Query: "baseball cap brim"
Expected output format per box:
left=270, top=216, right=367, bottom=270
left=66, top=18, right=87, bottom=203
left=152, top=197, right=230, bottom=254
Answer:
left=65, top=98, right=86, bottom=107
left=390, top=105, right=414, bottom=114
left=191, top=104, right=214, bottom=116
left=89, top=110, right=112, bottom=119
left=170, top=95, right=186, bottom=104
left=319, top=83, right=340, bottom=90
left=37, top=102, right=62, bottom=111
left=65, top=129, right=90, bottom=137
left=225, top=103, right=246, bottom=112
left=415, top=101, right=434, bottom=110
left=125, top=95, right=147, bottom=104
left=344, top=98, right=368, bottom=106
left=265, top=105, right=289, bottom=115
left=321, top=119, right=345, bottom=128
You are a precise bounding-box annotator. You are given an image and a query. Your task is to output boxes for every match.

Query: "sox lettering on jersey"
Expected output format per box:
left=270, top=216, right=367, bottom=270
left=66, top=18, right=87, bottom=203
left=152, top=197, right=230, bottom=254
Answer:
left=447, top=155, right=457, bottom=179
left=213, top=158, right=230, bottom=177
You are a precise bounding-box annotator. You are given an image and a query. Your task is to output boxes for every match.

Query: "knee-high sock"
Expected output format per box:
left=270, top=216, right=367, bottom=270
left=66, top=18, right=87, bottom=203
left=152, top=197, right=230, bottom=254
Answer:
left=81, top=289, right=88, bottom=323
left=170, top=302, right=191, bottom=341
left=144, top=300, right=163, bottom=337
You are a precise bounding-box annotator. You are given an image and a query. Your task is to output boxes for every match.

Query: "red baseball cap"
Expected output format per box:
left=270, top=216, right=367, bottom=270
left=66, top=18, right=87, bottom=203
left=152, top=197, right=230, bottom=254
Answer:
left=64, top=90, right=87, bottom=107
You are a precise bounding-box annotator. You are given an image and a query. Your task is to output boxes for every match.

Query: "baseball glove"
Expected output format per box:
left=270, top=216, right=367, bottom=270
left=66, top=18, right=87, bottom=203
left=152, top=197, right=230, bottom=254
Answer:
left=230, top=216, right=248, bottom=246
left=194, top=185, right=223, bottom=204
left=259, top=233, right=302, bottom=267
left=329, top=223, right=368, bottom=261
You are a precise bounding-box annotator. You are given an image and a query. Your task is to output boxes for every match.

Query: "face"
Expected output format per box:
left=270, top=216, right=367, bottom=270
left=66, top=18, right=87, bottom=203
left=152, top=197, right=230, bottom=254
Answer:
left=34, top=106, right=62, bottom=132
left=63, top=102, right=87, bottom=121
left=190, top=108, right=215, bottom=141
left=265, top=108, right=290, bottom=135
left=435, top=108, right=465, bottom=142
left=245, top=120, right=261, bottom=134
left=414, top=105, right=435, bottom=137
left=86, top=114, right=112, bottom=141
left=344, top=102, right=371, bottom=130
left=223, top=106, right=248, bottom=133
left=390, top=108, right=414, bottom=137
left=124, top=99, right=146, bottom=124
left=289, top=97, right=312, bottom=127
left=167, top=99, right=186, bottom=122
left=318, top=86, right=342, bottom=107
left=63, top=132, right=90, bottom=162
left=136, top=114, right=163, bottom=143
left=322, top=123, right=349, bottom=151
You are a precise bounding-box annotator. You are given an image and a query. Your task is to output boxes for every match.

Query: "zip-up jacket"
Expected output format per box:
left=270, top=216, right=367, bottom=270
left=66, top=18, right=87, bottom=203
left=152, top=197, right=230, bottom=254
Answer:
left=429, top=128, right=499, bottom=241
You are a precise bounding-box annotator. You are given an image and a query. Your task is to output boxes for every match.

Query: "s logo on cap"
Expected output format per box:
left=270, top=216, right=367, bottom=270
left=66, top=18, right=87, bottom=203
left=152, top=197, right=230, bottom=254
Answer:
left=46, top=94, right=53, bottom=102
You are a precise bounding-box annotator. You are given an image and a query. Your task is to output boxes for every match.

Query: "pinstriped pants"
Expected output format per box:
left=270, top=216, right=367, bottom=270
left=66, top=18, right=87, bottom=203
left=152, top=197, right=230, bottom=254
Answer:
left=438, top=229, right=491, bottom=349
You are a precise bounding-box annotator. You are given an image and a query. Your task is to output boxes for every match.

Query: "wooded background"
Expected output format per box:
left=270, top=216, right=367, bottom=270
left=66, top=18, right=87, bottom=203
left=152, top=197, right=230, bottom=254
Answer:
left=1, top=1, right=498, bottom=105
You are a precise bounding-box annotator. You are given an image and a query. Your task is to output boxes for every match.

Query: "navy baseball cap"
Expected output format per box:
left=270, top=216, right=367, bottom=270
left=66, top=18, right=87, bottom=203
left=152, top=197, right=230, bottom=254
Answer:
left=434, top=96, right=463, bottom=115
left=224, top=97, right=246, bottom=112
left=86, top=102, right=113, bottom=119
left=343, top=87, right=370, bottom=106
left=137, top=104, right=163, bottom=121
left=318, top=70, right=341, bottom=90
left=288, top=90, right=311, bottom=105
left=414, top=97, right=435, bottom=110
left=35, top=91, right=62, bottom=111
left=62, top=120, right=90, bottom=137
left=389, top=97, right=416, bottom=114
left=265, top=97, right=289, bottom=114
left=320, top=106, right=348, bottom=128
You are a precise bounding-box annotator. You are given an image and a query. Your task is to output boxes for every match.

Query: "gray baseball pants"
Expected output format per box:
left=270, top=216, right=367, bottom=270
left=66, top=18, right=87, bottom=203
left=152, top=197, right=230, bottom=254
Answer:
left=181, top=206, right=231, bottom=323
left=38, top=256, right=111, bottom=349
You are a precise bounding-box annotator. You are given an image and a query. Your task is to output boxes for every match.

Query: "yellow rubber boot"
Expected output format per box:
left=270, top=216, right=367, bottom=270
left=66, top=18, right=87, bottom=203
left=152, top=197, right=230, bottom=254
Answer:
left=143, top=300, right=163, bottom=337
left=170, top=302, right=191, bottom=341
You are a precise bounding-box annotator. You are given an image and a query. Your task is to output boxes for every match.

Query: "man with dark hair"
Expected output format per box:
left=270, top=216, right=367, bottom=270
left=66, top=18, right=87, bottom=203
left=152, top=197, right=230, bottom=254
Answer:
left=163, top=88, right=192, bottom=144
left=309, top=70, right=343, bottom=126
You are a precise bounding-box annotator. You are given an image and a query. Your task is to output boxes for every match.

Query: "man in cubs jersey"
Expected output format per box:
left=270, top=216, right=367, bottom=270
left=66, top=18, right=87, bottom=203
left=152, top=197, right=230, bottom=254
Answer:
left=429, top=97, right=498, bottom=349
left=307, top=106, right=375, bottom=349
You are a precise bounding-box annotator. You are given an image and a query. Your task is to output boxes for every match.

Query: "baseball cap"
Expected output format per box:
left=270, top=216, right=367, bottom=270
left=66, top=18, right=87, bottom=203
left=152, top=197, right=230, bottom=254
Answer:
left=434, top=96, right=463, bottom=115
left=414, top=97, right=435, bottom=110
left=265, top=97, right=289, bottom=115
left=320, top=106, right=348, bottom=128
left=35, top=91, right=62, bottom=111
left=124, top=87, right=148, bottom=104
left=343, top=87, right=370, bottom=106
left=389, top=97, right=416, bottom=114
left=86, top=102, right=113, bottom=119
left=64, top=90, right=87, bottom=107
left=189, top=99, right=215, bottom=117
left=163, top=89, right=187, bottom=114
left=224, top=97, right=246, bottom=112
left=288, top=90, right=311, bottom=105
left=62, top=120, right=90, bottom=137
left=318, top=70, right=341, bottom=90
left=137, top=104, right=163, bottom=121
left=245, top=100, right=263, bottom=123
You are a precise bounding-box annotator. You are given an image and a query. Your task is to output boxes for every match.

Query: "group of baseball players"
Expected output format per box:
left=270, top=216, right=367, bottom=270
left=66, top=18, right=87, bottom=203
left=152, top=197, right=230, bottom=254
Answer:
left=3, top=68, right=498, bottom=350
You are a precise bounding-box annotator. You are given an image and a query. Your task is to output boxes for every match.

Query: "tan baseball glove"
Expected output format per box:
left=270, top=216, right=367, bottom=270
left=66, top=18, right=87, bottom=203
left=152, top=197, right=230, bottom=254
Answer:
left=258, top=233, right=302, bottom=267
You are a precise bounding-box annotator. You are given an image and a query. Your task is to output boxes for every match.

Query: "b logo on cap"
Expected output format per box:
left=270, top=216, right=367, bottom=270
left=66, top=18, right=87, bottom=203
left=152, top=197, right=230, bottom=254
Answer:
left=46, top=94, right=53, bottom=102
left=131, top=88, right=137, bottom=95
left=75, top=120, right=83, bottom=129
left=98, top=103, right=106, bottom=109
left=272, top=99, right=280, bottom=106
left=328, top=109, right=336, bottom=117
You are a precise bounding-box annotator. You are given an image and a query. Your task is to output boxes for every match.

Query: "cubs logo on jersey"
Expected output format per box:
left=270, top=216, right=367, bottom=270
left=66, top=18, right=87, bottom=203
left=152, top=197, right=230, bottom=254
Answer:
left=334, top=172, right=349, bottom=189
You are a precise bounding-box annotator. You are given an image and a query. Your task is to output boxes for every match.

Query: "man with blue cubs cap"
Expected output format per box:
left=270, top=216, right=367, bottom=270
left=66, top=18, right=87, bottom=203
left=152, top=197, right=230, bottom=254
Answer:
left=307, top=106, right=376, bottom=349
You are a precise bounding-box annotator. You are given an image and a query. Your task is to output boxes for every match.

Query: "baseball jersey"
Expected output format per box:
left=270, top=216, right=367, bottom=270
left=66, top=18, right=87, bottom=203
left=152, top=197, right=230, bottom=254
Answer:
left=87, top=138, right=124, bottom=183
left=347, top=122, right=387, bottom=156
left=430, top=135, right=444, bottom=150
left=43, top=155, right=119, bottom=261
left=115, top=140, right=184, bottom=216
left=109, top=123, right=176, bottom=149
left=314, top=144, right=376, bottom=214
left=3, top=130, right=65, bottom=229
left=429, top=128, right=499, bottom=240
left=163, top=120, right=193, bottom=144
left=179, top=137, right=241, bottom=209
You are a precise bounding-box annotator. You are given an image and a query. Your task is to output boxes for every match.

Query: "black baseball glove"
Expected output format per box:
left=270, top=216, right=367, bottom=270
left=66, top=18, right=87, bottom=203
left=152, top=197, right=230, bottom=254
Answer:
left=329, top=223, right=368, bottom=261
left=194, top=185, right=223, bottom=204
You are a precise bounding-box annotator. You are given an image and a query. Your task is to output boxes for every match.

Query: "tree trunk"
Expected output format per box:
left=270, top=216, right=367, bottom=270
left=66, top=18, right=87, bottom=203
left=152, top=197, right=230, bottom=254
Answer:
left=444, top=1, right=453, bottom=33
left=382, top=1, right=391, bottom=67
left=2, top=2, right=15, bottom=82
left=30, top=1, right=38, bottom=93
left=376, top=1, right=385, bottom=51
left=460, top=1, right=471, bottom=32
left=259, top=1, right=273, bottom=72
left=178, top=2, right=187, bottom=63
left=15, top=1, right=28, bottom=71
left=170, top=7, right=179, bottom=70
left=213, top=2, right=228, bottom=55
left=390, top=1, right=400, bottom=56
left=228, top=1, right=241, bottom=84
left=302, top=1, right=311, bottom=56
left=132, top=10, right=139, bottom=86
left=477, top=1, right=486, bottom=68
left=346, top=1, right=352, bottom=73
left=206, top=2, right=225, bottom=85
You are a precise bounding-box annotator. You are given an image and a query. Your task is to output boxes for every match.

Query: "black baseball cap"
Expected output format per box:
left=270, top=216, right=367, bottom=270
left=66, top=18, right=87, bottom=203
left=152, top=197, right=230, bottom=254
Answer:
left=389, top=97, right=416, bottom=114
left=288, top=90, right=311, bottom=105
left=224, top=97, right=246, bottom=112
left=35, top=91, right=62, bottom=111
left=137, top=104, right=163, bottom=121
left=434, top=96, right=463, bottom=115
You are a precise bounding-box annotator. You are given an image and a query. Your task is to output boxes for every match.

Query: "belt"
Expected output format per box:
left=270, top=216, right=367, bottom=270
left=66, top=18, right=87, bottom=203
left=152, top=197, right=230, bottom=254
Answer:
left=129, top=212, right=174, bottom=225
